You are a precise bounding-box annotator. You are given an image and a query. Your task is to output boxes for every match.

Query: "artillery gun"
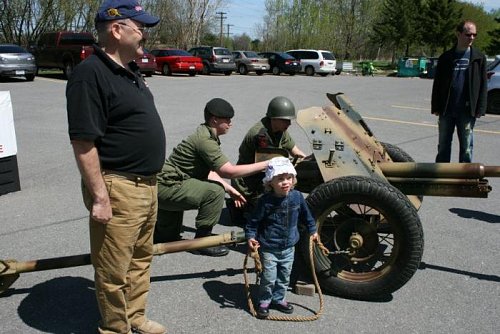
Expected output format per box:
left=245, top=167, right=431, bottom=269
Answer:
left=1, top=93, right=499, bottom=301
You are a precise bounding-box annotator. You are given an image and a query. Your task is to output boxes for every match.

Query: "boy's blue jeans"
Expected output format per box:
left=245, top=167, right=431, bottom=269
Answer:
left=258, top=247, right=295, bottom=305
left=436, top=112, right=476, bottom=163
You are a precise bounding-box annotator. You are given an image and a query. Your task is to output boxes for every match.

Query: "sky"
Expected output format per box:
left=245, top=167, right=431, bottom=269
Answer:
left=223, top=0, right=500, bottom=39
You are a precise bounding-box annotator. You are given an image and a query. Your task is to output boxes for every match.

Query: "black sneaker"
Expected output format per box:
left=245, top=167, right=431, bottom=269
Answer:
left=191, top=245, right=230, bottom=257
left=272, top=302, right=294, bottom=314
left=256, top=304, right=269, bottom=318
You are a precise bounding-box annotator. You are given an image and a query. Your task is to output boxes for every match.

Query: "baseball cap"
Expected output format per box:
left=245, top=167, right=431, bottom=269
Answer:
left=204, top=98, right=235, bottom=118
left=262, top=157, right=297, bottom=184
left=95, top=0, right=160, bottom=27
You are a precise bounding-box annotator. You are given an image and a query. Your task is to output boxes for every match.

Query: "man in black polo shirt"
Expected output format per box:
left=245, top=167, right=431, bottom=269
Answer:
left=66, top=1, right=166, bottom=333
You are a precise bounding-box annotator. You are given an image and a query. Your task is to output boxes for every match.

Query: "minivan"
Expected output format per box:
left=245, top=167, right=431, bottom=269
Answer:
left=286, top=49, right=336, bottom=76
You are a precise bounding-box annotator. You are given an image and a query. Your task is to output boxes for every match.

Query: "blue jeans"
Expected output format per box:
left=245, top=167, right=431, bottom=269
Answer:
left=258, top=247, right=295, bottom=305
left=436, top=112, right=476, bottom=163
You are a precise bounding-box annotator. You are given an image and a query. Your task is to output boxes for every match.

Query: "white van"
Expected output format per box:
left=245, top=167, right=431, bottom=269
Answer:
left=285, top=49, right=337, bottom=76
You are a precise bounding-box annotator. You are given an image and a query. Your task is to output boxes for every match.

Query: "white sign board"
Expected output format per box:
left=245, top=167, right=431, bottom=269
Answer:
left=0, top=91, right=18, bottom=158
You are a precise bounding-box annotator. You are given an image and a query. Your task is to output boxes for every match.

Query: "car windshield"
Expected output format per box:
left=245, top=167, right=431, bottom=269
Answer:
left=214, top=48, right=231, bottom=56
left=243, top=51, right=259, bottom=58
left=167, top=49, right=191, bottom=56
left=487, top=58, right=500, bottom=72
left=278, top=52, right=295, bottom=59
left=322, top=52, right=335, bottom=60
left=0, top=45, right=28, bottom=53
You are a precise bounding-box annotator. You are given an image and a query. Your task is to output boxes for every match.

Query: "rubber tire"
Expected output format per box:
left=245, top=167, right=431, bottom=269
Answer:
left=380, top=142, right=424, bottom=205
left=189, top=72, right=196, bottom=77
left=63, top=61, right=74, bottom=79
left=288, top=71, right=296, bottom=76
left=238, top=64, right=248, bottom=75
left=380, top=142, right=414, bottom=163
left=272, top=66, right=280, bottom=75
left=302, top=175, right=424, bottom=300
left=256, top=70, right=264, bottom=76
left=202, top=63, right=211, bottom=75
left=162, top=64, right=172, bottom=76
left=319, top=73, right=329, bottom=77
left=487, top=90, right=500, bottom=114
left=25, top=74, right=35, bottom=81
left=224, top=71, right=232, bottom=76
left=305, top=66, right=315, bottom=76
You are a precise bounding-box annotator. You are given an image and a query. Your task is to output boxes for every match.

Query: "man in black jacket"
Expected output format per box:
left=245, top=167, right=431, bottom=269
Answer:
left=431, top=20, right=487, bottom=163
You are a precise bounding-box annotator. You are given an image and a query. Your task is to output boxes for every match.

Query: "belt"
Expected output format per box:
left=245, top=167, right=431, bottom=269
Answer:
left=102, top=169, right=157, bottom=183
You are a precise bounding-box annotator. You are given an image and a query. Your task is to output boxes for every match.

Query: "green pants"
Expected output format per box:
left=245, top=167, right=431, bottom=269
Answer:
left=155, top=178, right=225, bottom=242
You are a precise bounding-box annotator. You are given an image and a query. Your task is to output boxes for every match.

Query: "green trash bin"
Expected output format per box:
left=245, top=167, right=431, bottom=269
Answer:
left=397, top=57, right=427, bottom=77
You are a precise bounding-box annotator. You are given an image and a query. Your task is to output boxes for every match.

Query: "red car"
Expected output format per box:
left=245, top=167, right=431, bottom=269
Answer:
left=134, top=50, right=156, bottom=77
left=150, top=48, right=203, bottom=76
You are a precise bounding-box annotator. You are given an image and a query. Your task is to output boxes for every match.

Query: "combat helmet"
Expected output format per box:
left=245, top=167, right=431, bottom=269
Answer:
left=266, top=96, right=296, bottom=120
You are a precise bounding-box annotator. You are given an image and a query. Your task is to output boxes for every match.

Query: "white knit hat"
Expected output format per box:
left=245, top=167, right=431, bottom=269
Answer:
left=262, top=157, right=297, bottom=184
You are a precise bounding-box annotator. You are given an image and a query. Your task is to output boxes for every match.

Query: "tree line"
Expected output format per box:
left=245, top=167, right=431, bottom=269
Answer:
left=1, top=0, right=498, bottom=62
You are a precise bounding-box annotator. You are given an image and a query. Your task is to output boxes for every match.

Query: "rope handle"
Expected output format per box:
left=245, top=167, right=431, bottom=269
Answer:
left=243, top=235, right=325, bottom=321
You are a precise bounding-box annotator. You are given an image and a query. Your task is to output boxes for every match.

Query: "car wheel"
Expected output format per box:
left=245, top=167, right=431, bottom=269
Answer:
left=289, top=71, right=296, bottom=76
left=302, top=175, right=424, bottom=300
left=25, top=74, right=35, bottom=81
left=224, top=71, right=232, bottom=76
left=189, top=72, right=196, bottom=77
left=145, top=72, right=153, bottom=77
left=305, top=66, right=315, bottom=76
left=256, top=70, right=264, bottom=76
left=319, top=73, right=329, bottom=77
left=272, top=66, right=280, bottom=75
left=63, top=61, right=74, bottom=79
left=202, top=63, right=211, bottom=75
left=238, top=64, right=248, bottom=75
left=162, top=64, right=172, bottom=76
left=487, top=90, right=500, bottom=114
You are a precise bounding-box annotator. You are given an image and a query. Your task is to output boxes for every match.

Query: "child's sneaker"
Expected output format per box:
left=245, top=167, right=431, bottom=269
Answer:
left=256, top=303, right=270, bottom=318
left=272, top=301, right=294, bottom=314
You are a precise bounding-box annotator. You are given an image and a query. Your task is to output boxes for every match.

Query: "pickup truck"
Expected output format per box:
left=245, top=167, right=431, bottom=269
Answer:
left=31, top=31, right=95, bottom=79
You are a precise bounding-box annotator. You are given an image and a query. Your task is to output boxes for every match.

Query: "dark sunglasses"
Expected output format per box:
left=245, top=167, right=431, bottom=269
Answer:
left=464, top=33, right=477, bottom=37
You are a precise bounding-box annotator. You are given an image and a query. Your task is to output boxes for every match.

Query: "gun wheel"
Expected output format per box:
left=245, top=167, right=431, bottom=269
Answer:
left=303, top=175, right=424, bottom=300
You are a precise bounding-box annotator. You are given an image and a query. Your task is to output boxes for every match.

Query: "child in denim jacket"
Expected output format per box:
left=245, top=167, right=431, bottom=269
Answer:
left=245, top=157, right=318, bottom=318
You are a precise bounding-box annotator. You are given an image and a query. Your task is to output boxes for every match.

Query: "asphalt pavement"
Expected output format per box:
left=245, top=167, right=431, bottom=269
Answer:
left=0, top=72, right=499, bottom=333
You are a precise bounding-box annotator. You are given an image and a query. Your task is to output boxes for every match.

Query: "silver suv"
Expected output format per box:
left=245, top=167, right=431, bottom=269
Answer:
left=286, top=49, right=337, bottom=76
left=487, top=56, right=500, bottom=114
left=188, top=46, right=236, bottom=75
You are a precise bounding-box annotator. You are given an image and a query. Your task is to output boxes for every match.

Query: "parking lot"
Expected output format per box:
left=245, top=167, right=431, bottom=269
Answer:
left=1, top=73, right=499, bottom=333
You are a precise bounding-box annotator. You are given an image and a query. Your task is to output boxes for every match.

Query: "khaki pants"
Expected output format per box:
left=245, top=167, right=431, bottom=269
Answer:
left=83, top=175, right=158, bottom=334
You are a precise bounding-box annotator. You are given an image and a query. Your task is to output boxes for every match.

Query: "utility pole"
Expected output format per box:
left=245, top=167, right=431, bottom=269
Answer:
left=226, top=24, right=234, bottom=40
left=216, top=11, right=227, bottom=47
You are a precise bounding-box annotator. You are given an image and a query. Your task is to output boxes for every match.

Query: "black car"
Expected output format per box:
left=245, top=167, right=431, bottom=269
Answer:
left=258, top=52, right=300, bottom=75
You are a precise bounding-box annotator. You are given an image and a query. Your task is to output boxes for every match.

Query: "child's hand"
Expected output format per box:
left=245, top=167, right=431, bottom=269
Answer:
left=247, top=238, right=259, bottom=252
left=311, top=232, right=319, bottom=242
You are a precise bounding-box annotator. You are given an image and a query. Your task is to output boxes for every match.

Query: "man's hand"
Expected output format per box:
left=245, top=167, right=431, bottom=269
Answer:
left=228, top=188, right=247, bottom=208
left=91, top=197, right=112, bottom=224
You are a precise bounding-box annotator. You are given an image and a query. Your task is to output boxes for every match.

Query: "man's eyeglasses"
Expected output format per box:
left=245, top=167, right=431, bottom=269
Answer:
left=117, top=22, right=146, bottom=34
left=464, top=33, right=477, bottom=37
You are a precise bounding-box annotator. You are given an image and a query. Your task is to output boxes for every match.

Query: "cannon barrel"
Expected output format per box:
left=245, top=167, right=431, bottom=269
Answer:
left=379, top=162, right=500, bottom=179
left=0, top=231, right=246, bottom=295
left=379, top=162, right=500, bottom=198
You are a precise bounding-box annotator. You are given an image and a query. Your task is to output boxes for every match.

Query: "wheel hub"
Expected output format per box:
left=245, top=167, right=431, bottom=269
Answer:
left=333, top=217, right=380, bottom=261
